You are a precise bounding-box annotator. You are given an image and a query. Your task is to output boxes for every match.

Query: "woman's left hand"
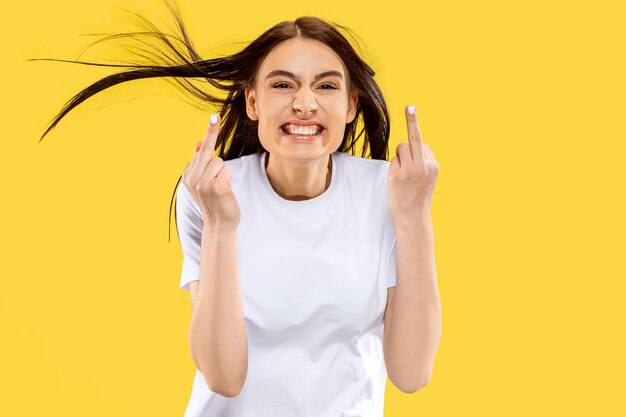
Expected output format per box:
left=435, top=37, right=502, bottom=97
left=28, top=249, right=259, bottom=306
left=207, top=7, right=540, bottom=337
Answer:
left=388, top=105, right=440, bottom=231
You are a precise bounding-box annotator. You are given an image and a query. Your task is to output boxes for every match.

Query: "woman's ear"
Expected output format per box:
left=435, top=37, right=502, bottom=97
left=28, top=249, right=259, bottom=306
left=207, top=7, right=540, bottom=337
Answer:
left=346, top=90, right=358, bottom=124
left=244, top=87, right=259, bottom=121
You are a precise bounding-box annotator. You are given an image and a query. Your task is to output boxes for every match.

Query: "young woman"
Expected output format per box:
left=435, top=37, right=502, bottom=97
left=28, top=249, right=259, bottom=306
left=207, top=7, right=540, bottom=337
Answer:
left=38, top=1, right=442, bottom=415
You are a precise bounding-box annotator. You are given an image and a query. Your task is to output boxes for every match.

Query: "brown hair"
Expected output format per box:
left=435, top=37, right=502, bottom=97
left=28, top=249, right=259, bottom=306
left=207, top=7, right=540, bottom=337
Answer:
left=32, top=0, right=391, bottom=241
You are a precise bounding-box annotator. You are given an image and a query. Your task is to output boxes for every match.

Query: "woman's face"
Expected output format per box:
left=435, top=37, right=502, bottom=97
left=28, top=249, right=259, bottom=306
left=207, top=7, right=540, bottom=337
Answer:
left=244, top=37, right=358, bottom=162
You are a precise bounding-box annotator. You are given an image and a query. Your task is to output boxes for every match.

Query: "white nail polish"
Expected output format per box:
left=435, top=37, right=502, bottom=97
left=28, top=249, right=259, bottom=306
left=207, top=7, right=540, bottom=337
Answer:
left=210, top=114, right=218, bottom=125
left=408, top=105, right=415, bottom=115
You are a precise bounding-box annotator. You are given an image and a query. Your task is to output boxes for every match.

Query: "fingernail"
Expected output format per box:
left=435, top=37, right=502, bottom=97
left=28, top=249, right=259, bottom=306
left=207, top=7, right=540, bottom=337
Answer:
left=408, top=105, right=415, bottom=115
left=210, top=114, right=218, bottom=125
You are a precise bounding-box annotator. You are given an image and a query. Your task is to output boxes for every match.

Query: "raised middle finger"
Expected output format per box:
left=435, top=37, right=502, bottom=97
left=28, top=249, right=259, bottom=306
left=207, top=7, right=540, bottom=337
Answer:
left=193, top=113, right=220, bottom=173
left=405, top=105, right=424, bottom=161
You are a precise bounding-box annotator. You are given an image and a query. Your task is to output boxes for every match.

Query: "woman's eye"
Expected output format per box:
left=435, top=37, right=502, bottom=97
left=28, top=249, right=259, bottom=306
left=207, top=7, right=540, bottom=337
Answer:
left=271, top=82, right=337, bottom=90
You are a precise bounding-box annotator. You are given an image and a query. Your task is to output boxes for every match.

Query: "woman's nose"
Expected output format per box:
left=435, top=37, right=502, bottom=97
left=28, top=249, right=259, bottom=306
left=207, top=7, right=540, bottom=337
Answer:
left=292, top=89, right=318, bottom=114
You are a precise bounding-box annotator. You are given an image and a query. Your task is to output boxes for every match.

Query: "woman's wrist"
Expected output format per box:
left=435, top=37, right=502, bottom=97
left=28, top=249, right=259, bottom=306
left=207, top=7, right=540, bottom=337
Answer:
left=203, top=221, right=238, bottom=235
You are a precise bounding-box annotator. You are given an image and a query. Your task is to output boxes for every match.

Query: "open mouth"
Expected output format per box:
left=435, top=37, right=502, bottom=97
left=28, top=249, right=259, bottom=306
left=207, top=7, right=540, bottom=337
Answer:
left=280, top=124, right=325, bottom=140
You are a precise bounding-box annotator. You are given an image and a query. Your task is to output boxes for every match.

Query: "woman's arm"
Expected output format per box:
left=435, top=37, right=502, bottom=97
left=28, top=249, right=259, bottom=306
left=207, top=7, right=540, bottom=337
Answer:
left=385, top=105, right=441, bottom=393
left=188, top=225, right=248, bottom=398
left=383, top=216, right=441, bottom=393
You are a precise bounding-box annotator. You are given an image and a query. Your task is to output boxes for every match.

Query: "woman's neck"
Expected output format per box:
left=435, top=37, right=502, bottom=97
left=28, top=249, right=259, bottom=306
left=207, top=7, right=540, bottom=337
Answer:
left=264, top=152, right=332, bottom=201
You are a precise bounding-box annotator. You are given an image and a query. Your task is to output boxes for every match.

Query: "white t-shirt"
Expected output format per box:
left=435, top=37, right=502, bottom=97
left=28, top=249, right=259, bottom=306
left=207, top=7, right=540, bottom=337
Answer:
left=176, top=150, right=398, bottom=417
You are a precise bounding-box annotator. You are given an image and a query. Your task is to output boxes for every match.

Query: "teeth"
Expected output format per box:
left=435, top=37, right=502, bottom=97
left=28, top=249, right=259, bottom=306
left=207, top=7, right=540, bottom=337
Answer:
left=283, top=124, right=322, bottom=136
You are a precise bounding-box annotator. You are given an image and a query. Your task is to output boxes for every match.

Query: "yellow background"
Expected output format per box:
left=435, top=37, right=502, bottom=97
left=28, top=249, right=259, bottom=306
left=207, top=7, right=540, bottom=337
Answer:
left=1, top=0, right=624, bottom=415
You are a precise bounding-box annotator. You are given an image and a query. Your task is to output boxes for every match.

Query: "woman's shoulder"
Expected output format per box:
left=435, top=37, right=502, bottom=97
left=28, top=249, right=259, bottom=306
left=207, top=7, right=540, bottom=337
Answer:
left=335, top=152, right=390, bottom=205
left=337, top=151, right=390, bottom=165
left=336, top=151, right=390, bottom=179
left=222, top=152, right=258, bottom=168
left=223, top=152, right=260, bottom=183
left=222, top=152, right=265, bottom=199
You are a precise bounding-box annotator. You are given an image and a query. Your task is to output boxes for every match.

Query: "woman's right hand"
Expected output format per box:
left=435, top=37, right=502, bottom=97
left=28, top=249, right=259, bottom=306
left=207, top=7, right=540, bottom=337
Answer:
left=182, top=114, right=241, bottom=230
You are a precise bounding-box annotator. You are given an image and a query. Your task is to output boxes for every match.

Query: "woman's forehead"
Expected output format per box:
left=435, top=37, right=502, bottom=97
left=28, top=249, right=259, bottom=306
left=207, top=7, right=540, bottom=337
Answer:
left=260, top=38, right=346, bottom=78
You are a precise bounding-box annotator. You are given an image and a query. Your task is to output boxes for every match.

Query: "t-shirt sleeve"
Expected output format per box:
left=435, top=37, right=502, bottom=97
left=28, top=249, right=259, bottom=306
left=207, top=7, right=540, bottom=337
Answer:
left=176, top=181, right=204, bottom=291
left=387, top=236, right=397, bottom=288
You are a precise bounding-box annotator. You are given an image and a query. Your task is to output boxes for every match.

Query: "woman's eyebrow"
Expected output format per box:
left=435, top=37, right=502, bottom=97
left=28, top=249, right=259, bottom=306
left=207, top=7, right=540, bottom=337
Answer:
left=265, top=69, right=343, bottom=81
